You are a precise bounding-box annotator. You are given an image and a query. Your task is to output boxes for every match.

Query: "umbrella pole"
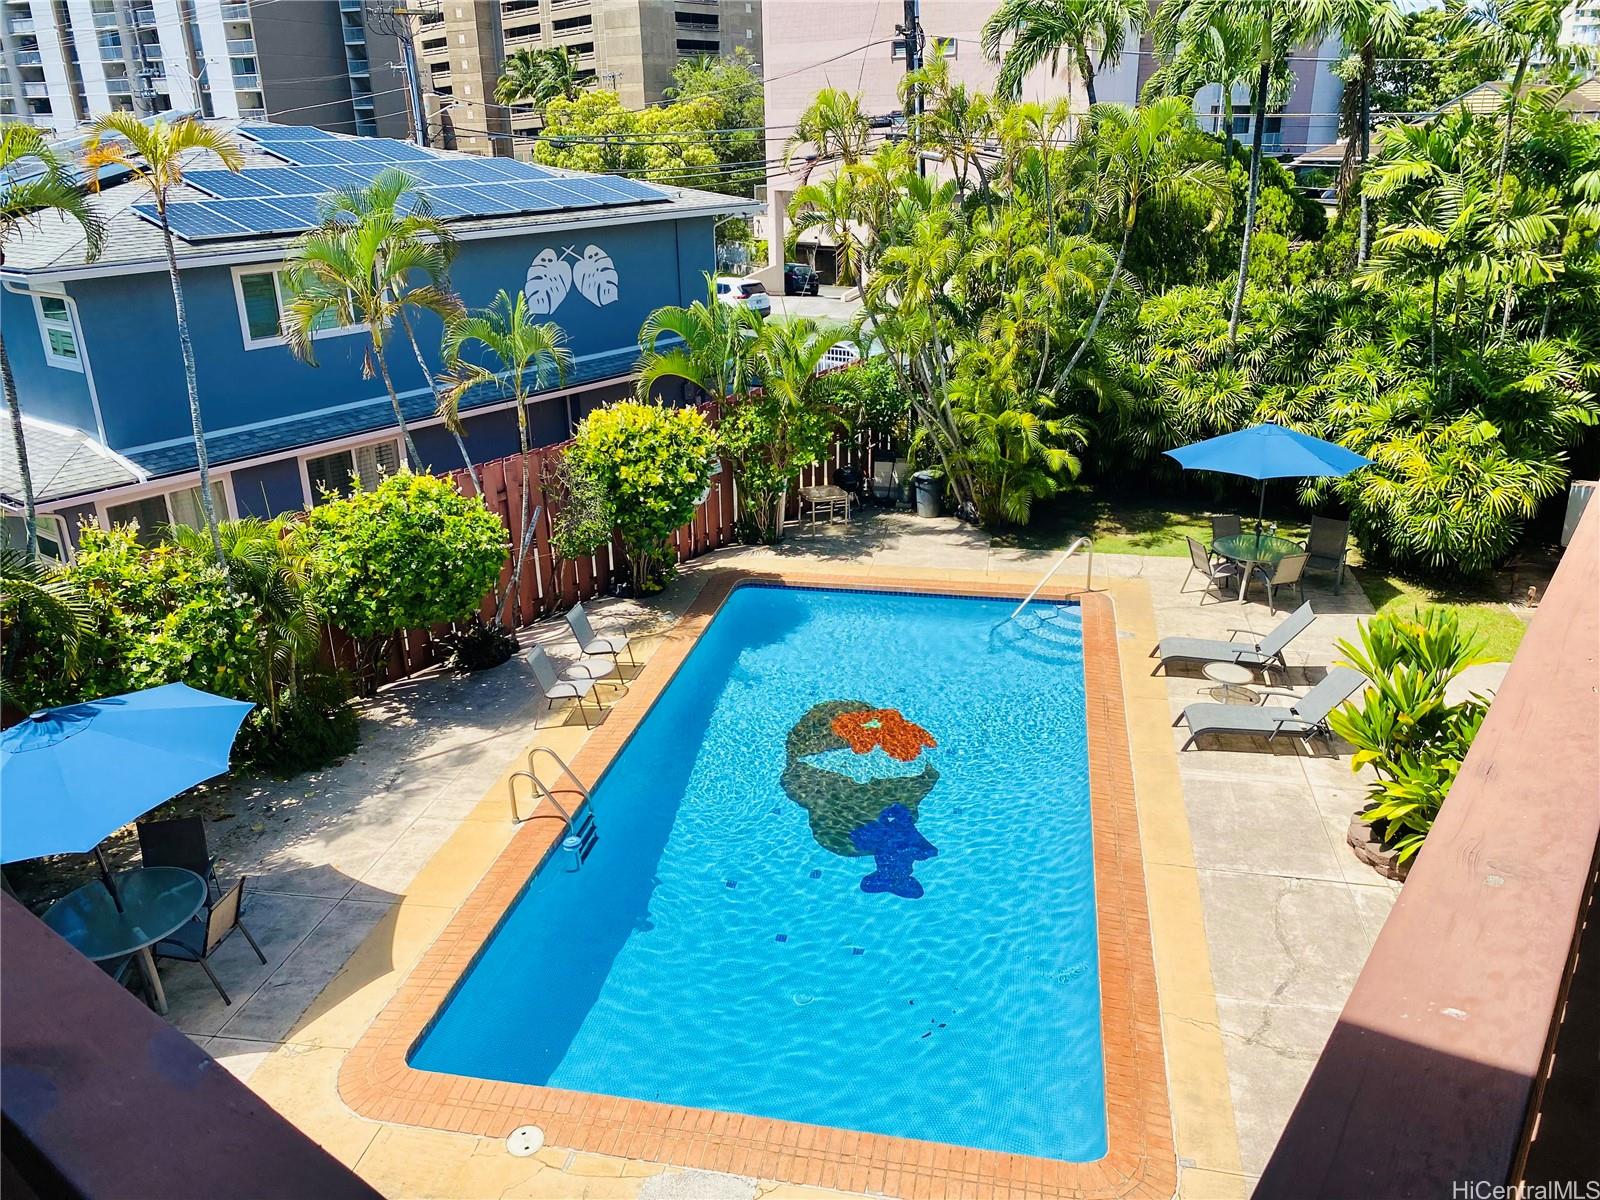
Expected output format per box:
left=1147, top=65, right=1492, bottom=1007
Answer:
left=1255, top=481, right=1268, bottom=541
left=94, top=845, right=125, bottom=913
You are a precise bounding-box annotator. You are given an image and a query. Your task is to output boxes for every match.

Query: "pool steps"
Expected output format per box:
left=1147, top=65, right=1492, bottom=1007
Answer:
left=508, top=747, right=599, bottom=871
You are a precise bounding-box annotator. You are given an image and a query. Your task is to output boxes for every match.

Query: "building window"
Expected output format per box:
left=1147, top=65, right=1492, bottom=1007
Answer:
left=1, top=512, right=69, bottom=562
left=306, top=441, right=400, bottom=503
left=232, top=264, right=354, bottom=350
left=676, top=38, right=718, bottom=54
left=35, top=295, right=83, bottom=372
left=106, top=482, right=230, bottom=541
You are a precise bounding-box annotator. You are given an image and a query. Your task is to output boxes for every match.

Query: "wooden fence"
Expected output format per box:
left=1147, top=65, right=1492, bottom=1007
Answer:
left=324, top=381, right=898, bottom=688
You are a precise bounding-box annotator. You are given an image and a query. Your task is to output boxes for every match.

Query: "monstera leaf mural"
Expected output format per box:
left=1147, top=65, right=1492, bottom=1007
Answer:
left=573, top=244, right=619, bottom=307
left=524, top=248, right=572, bottom=314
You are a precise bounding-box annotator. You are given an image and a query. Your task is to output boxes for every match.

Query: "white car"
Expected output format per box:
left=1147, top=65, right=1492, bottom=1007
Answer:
left=715, top=276, right=772, bottom=318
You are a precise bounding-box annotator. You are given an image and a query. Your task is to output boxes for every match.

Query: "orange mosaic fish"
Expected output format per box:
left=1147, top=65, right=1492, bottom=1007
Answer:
left=829, top=708, right=937, bottom=762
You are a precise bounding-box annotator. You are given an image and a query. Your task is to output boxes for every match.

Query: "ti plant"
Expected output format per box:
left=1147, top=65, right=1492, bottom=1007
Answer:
left=1329, top=608, right=1491, bottom=863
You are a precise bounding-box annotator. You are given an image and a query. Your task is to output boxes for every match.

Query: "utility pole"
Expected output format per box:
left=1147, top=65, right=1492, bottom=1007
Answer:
left=366, top=0, right=433, bottom=146
left=898, top=0, right=924, bottom=177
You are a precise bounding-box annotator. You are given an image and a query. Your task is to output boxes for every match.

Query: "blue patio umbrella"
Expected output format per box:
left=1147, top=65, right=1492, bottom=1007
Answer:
left=1165, top=424, right=1371, bottom=536
left=1, top=683, right=253, bottom=908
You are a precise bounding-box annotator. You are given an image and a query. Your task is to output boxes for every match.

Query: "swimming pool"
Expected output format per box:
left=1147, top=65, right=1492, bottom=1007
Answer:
left=410, top=584, right=1107, bottom=1161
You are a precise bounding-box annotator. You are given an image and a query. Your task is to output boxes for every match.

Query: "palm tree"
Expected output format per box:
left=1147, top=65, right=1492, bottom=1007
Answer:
left=1062, top=99, right=1230, bottom=378
left=318, top=170, right=480, bottom=495
left=635, top=273, right=763, bottom=406
left=439, top=290, right=571, bottom=625
left=1143, top=6, right=1269, bottom=162
left=0, top=548, right=92, bottom=711
left=495, top=45, right=588, bottom=111
left=281, top=176, right=464, bottom=469
left=84, top=113, right=239, bottom=567
left=788, top=171, right=866, bottom=286
left=981, top=0, right=1142, bottom=106
left=1, top=125, right=105, bottom=559
left=781, top=88, right=871, bottom=184
left=1447, top=0, right=1591, bottom=188
left=169, top=518, right=317, bottom=728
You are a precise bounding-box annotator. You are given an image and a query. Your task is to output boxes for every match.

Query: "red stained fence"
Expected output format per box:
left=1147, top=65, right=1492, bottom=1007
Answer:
left=322, top=394, right=894, bottom=687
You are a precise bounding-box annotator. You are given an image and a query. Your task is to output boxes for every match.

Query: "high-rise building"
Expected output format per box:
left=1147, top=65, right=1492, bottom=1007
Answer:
left=1563, top=1, right=1600, bottom=48
left=412, top=0, right=763, bottom=157
left=0, top=0, right=411, bottom=138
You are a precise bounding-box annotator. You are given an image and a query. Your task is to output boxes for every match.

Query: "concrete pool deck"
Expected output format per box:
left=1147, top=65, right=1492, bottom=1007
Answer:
left=148, top=513, right=1452, bottom=1198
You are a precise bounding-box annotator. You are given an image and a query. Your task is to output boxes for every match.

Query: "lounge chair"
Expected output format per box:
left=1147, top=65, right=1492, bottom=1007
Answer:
left=1175, top=667, right=1366, bottom=750
left=564, top=602, right=635, bottom=669
left=1303, top=516, right=1351, bottom=588
left=1150, top=600, right=1314, bottom=679
left=526, top=645, right=605, bottom=728
left=1182, top=535, right=1243, bottom=600
left=152, top=878, right=267, bottom=1005
left=1250, top=552, right=1309, bottom=614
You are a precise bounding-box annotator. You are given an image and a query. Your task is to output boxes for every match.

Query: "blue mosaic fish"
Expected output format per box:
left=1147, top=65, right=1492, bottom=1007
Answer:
left=849, top=803, right=939, bottom=899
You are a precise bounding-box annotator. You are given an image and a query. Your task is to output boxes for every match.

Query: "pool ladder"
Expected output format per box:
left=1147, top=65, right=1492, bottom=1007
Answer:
left=509, top=747, right=599, bottom=871
left=1009, top=537, right=1093, bottom=621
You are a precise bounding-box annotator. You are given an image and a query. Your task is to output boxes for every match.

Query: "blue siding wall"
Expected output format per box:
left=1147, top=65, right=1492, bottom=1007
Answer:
left=231, top=458, right=306, bottom=518
left=2, top=288, right=99, bottom=435
left=46, top=215, right=716, bottom=459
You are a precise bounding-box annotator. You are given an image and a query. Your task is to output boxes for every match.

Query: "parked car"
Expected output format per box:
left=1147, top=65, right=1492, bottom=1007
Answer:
left=715, top=276, right=772, bottom=318
left=784, top=262, right=820, bottom=296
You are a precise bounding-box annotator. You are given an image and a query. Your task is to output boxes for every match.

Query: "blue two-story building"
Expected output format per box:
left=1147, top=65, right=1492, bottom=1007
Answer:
left=1, top=120, right=757, bottom=557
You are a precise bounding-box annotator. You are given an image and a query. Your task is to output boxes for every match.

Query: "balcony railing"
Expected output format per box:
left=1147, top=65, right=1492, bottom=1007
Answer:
left=219, top=3, right=251, bottom=20
left=22, top=80, right=47, bottom=97
left=104, top=77, right=131, bottom=93
left=129, top=7, right=157, bottom=27
left=14, top=49, right=42, bottom=64
left=225, top=37, right=254, bottom=54
left=92, top=11, right=119, bottom=28
left=233, top=71, right=259, bottom=88
left=237, top=105, right=265, bottom=118
left=342, top=25, right=365, bottom=43
left=9, top=16, right=33, bottom=32
left=346, top=56, right=370, bottom=74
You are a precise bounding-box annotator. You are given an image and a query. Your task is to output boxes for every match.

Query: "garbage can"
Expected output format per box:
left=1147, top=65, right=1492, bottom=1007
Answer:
left=912, top=471, right=941, bottom=518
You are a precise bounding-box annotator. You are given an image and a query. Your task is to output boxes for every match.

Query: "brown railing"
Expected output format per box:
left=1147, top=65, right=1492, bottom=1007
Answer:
left=1256, top=502, right=1600, bottom=1198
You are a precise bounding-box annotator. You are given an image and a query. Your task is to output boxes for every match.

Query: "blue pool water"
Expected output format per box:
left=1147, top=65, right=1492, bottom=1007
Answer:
left=410, top=585, right=1106, bottom=1160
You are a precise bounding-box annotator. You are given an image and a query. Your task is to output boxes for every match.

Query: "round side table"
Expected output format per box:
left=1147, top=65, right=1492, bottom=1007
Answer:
left=1200, top=661, right=1259, bottom=705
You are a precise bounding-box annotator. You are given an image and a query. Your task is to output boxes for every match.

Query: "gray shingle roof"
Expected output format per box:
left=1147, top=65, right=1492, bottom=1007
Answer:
left=1, top=120, right=759, bottom=278
left=0, top=416, right=145, bottom=507
left=121, top=345, right=642, bottom=479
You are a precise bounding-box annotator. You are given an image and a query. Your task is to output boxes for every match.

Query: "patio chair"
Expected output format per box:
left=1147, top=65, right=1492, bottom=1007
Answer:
left=152, top=878, right=267, bottom=1006
left=1181, top=535, right=1242, bottom=600
left=1150, top=600, right=1315, bottom=679
left=564, top=602, right=636, bottom=669
left=1303, top=516, right=1351, bottom=588
left=1250, top=552, right=1310, bottom=615
left=1175, top=667, right=1366, bottom=750
left=137, top=815, right=220, bottom=898
left=868, top=460, right=904, bottom=506
left=526, top=645, right=604, bottom=728
left=1209, top=514, right=1242, bottom=550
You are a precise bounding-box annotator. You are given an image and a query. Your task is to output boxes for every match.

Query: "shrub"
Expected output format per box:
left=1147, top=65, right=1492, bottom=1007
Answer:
left=1329, top=609, right=1491, bottom=863
left=299, top=473, right=509, bottom=692
left=815, top=357, right=909, bottom=447
left=564, top=401, right=717, bottom=592
left=439, top=615, right=518, bottom=673
left=546, top=450, right=613, bottom=565
left=238, top=671, right=360, bottom=776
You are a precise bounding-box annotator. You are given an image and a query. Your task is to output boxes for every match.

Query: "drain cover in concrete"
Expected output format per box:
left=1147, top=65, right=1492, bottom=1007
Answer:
left=638, top=1169, right=758, bottom=1200
left=505, top=1126, right=545, bottom=1157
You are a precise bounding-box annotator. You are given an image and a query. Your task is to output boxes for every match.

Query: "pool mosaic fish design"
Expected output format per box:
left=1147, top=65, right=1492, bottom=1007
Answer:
left=780, top=701, right=941, bottom=899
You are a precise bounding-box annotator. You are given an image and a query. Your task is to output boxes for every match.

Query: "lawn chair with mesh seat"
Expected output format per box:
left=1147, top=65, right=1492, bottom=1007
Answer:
left=1250, top=552, right=1309, bottom=614
left=564, top=602, right=636, bottom=670
left=526, top=646, right=605, bottom=728
left=137, top=815, right=220, bottom=898
left=1303, top=516, right=1351, bottom=588
left=151, top=878, right=266, bottom=1006
left=1151, top=600, right=1315, bottom=680
left=1182, top=535, right=1242, bottom=601
left=1175, top=667, right=1366, bottom=750
left=1209, top=514, right=1242, bottom=551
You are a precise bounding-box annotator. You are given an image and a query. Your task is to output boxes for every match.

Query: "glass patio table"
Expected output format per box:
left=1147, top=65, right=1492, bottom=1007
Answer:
left=1213, top=532, right=1303, bottom=604
left=42, top=866, right=208, bottom=1015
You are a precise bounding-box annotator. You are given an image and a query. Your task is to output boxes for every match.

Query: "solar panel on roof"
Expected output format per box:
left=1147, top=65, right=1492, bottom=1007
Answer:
left=241, top=123, right=335, bottom=141
left=413, top=188, right=479, bottom=218
left=275, top=141, right=345, bottom=166
left=184, top=170, right=283, bottom=199
left=140, top=202, right=250, bottom=240
left=601, top=176, right=668, bottom=202
left=370, top=141, right=432, bottom=162
left=263, top=194, right=325, bottom=225
left=404, top=160, right=480, bottom=186
left=450, top=185, right=529, bottom=216
left=203, top=198, right=308, bottom=235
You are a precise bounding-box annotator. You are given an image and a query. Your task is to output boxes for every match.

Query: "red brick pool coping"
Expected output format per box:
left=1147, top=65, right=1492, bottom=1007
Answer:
left=339, top=569, right=1175, bottom=1200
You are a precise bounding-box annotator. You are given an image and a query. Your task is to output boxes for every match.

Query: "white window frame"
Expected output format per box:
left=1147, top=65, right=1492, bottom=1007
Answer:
left=34, top=293, right=85, bottom=372
left=300, top=436, right=404, bottom=507
left=101, top=477, right=234, bottom=539
left=230, top=263, right=369, bottom=352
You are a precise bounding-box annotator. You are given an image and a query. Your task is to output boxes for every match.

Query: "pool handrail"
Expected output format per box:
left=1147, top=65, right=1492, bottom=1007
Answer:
left=1010, top=537, right=1093, bottom=621
left=508, top=747, right=594, bottom=828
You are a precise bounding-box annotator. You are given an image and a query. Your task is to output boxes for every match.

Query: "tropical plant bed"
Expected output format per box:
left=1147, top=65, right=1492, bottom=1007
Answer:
left=1346, top=813, right=1410, bottom=883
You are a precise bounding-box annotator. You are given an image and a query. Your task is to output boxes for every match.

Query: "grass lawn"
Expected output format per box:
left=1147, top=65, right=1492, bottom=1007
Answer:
left=1006, top=485, right=1528, bottom=662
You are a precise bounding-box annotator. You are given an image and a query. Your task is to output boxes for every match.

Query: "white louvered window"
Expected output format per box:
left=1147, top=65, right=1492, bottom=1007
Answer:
left=306, top=441, right=400, bottom=504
